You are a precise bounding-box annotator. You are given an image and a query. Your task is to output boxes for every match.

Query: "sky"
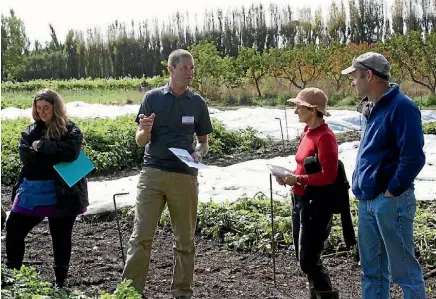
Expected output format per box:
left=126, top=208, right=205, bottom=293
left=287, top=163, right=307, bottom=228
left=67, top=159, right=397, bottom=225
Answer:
left=0, top=0, right=368, bottom=44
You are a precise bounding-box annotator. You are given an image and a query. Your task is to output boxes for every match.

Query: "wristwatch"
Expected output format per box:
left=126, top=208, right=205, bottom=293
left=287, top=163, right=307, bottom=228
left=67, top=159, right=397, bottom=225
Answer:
left=296, top=176, right=301, bottom=186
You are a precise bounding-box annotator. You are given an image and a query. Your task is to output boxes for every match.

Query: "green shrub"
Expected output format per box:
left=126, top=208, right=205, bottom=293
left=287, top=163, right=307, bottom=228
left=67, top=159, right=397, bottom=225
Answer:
left=335, top=96, right=358, bottom=107
left=160, top=195, right=436, bottom=268
left=423, top=94, right=436, bottom=107
left=1, top=117, right=265, bottom=185
left=207, top=119, right=265, bottom=157
left=2, top=197, right=435, bottom=297
left=1, top=77, right=168, bottom=93
left=423, top=121, right=436, bottom=134
left=1, top=116, right=143, bottom=185
left=1, top=264, right=142, bottom=299
left=329, top=92, right=348, bottom=106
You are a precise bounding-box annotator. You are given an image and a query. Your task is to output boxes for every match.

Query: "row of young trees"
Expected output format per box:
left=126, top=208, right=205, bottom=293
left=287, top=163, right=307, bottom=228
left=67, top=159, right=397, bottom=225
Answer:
left=188, top=34, right=436, bottom=98
left=1, top=0, right=436, bottom=84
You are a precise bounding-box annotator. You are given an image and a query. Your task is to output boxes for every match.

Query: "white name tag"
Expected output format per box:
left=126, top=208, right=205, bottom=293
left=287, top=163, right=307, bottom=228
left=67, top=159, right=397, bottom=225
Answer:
left=182, top=116, right=194, bottom=124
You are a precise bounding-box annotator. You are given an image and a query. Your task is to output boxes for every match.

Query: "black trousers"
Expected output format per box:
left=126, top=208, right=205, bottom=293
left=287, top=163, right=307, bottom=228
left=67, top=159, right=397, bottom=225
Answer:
left=292, top=194, right=333, bottom=293
left=6, top=212, right=77, bottom=270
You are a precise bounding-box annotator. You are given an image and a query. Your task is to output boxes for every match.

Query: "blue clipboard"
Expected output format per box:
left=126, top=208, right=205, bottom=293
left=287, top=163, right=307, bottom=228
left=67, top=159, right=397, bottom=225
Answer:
left=53, top=150, right=94, bottom=187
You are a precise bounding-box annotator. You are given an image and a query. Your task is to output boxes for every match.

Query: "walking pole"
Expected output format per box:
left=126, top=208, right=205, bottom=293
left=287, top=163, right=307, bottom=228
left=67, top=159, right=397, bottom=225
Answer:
left=275, top=117, right=285, bottom=153
left=113, top=192, right=129, bottom=265
left=283, top=106, right=289, bottom=141
left=269, top=173, right=277, bottom=287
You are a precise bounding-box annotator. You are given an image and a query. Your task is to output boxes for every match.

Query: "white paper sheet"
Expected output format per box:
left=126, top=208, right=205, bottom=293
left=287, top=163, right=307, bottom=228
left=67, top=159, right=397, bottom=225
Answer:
left=266, top=164, right=293, bottom=178
left=169, top=148, right=208, bottom=169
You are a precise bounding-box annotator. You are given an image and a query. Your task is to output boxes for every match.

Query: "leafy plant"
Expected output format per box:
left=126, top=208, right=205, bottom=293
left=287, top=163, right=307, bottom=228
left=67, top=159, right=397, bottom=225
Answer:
left=207, top=119, right=265, bottom=157
left=423, top=121, right=436, bottom=134
left=2, top=197, right=435, bottom=297
left=157, top=195, right=435, bottom=268
left=1, top=77, right=166, bottom=93
left=1, top=117, right=265, bottom=185
left=1, top=264, right=142, bottom=299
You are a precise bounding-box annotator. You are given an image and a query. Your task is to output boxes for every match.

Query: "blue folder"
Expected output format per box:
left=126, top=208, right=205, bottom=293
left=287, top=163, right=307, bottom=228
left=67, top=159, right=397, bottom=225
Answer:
left=53, top=150, right=95, bottom=187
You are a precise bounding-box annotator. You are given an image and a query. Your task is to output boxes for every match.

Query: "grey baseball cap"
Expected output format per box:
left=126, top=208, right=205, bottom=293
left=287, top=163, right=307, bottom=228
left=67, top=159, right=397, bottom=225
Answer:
left=341, top=52, right=391, bottom=81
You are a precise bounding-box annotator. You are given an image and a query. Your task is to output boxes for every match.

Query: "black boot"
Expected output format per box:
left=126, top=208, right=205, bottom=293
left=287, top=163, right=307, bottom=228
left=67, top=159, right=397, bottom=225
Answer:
left=315, top=289, right=340, bottom=299
left=309, top=288, right=318, bottom=299
left=53, top=265, right=69, bottom=288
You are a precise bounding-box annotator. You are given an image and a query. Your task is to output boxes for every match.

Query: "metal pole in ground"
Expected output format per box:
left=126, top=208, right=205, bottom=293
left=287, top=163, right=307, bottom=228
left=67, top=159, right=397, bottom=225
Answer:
left=113, top=192, right=129, bottom=265
left=275, top=118, right=285, bottom=153
left=284, top=106, right=289, bottom=141
left=269, top=174, right=277, bottom=287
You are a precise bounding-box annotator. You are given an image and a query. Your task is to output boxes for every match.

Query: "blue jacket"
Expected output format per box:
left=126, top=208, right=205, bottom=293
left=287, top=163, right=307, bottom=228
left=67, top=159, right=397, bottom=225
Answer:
left=352, top=85, right=425, bottom=200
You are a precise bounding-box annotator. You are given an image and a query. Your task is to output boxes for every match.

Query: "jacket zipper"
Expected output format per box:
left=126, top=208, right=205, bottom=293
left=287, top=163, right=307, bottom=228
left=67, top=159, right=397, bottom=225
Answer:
left=355, top=106, right=372, bottom=199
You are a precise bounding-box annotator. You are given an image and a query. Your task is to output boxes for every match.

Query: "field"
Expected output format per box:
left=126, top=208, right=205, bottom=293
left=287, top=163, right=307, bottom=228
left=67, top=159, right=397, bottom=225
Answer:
left=2, top=147, right=436, bottom=298
left=2, top=78, right=436, bottom=110
left=1, top=84, right=436, bottom=298
left=3, top=3, right=436, bottom=296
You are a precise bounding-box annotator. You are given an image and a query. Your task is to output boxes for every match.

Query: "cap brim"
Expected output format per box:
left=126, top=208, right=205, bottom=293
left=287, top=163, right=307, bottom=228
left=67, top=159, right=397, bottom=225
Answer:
left=341, top=66, right=357, bottom=75
left=287, top=98, right=331, bottom=117
left=286, top=98, right=316, bottom=108
left=286, top=98, right=299, bottom=105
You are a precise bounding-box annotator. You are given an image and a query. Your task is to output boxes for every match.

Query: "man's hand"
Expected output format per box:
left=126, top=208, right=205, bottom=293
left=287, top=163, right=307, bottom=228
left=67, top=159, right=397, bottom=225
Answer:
left=384, top=190, right=395, bottom=198
left=136, top=113, right=155, bottom=147
left=138, top=113, right=155, bottom=132
left=191, top=151, right=202, bottom=162
left=191, top=139, right=209, bottom=162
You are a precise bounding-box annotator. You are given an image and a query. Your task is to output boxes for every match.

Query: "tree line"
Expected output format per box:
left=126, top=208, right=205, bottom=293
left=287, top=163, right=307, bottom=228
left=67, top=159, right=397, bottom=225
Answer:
left=1, top=0, right=436, bottom=88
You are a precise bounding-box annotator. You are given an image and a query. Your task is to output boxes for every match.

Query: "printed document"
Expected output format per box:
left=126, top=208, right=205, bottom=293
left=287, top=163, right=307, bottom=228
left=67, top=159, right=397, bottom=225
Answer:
left=169, top=148, right=207, bottom=169
left=266, top=164, right=293, bottom=178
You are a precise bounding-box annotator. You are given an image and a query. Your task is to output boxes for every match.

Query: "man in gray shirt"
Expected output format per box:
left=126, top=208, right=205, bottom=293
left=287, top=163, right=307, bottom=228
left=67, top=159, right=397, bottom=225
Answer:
left=122, top=49, right=213, bottom=299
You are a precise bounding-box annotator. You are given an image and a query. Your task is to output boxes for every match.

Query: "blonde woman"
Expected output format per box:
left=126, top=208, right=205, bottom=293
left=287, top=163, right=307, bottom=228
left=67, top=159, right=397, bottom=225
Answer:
left=5, top=89, right=88, bottom=288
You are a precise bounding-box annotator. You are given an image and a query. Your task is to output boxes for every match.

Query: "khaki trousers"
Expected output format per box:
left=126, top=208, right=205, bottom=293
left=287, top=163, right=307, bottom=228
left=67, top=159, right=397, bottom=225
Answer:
left=122, top=167, right=198, bottom=297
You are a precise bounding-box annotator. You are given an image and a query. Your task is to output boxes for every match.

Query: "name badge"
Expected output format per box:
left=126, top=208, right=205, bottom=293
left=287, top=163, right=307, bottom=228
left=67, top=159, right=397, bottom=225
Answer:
left=182, top=116, right=195, bottom=125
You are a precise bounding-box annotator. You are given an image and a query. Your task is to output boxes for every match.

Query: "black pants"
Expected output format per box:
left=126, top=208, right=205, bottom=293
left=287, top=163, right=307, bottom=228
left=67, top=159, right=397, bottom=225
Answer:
left=292, top=194, right=333, bottom=294
left=6, top=212, right=77, bottom=270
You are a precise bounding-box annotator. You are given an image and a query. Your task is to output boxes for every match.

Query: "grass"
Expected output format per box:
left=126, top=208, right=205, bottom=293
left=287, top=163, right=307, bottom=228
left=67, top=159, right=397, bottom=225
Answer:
left=1, top=89, right=145, bottom=109
left=1, top=85, right=436, bottom=110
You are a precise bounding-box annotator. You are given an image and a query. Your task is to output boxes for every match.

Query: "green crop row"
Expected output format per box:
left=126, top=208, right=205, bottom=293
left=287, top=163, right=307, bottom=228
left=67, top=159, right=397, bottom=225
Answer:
left=1, top=77, right=168, bottom=92
left=1, top=117, right=265, bottom=185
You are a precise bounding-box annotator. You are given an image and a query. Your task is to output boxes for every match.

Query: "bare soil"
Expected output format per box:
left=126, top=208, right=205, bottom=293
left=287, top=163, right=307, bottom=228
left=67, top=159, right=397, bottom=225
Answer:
left=2, top=130, right=435, bottom=298
left=1, top=204, right=435, bottom=298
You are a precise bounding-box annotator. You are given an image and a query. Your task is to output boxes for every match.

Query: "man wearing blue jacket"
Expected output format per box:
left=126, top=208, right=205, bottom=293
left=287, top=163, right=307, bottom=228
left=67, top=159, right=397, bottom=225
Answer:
left=342, top=52, right=427, bottom=299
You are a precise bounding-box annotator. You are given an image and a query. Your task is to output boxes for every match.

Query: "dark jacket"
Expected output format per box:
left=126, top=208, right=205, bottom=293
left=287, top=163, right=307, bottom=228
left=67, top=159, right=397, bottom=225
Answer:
left=353, top=84, right=425, bottom=200
left=304, top=155, right=357, bottom=248
left=11, top=120, right=89, bottom=211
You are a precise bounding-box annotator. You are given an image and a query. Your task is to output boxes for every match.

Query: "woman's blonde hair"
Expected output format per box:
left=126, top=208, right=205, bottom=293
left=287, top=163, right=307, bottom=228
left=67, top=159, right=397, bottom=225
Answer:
left=32, top=88, right=68, bottom=140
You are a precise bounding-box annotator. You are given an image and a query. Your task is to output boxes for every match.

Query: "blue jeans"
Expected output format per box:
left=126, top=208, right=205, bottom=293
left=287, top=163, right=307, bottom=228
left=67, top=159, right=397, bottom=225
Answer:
left=358, top=189, right=427, bottom=299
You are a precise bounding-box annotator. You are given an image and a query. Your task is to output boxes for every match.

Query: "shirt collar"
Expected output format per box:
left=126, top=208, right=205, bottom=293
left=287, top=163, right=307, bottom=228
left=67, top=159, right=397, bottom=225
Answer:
left=163, top=84, right=193, bottom=99
left=303, top=121, right=327, bottom=134
left=358, top=84, right=399, bottom=119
